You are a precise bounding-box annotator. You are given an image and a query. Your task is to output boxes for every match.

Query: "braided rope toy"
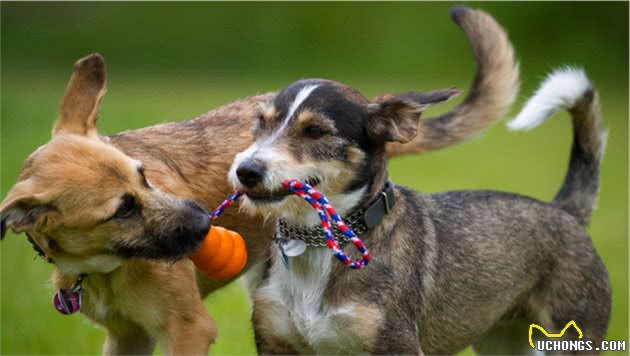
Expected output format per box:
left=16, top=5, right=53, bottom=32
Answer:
left=210, top=191, right=243, bottom=219
left=211, top=179, right=370, bottom=270
left=282, top=180, right=370, bottom=269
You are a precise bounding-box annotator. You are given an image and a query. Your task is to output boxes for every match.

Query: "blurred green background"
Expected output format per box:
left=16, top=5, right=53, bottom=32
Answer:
left=1, top=2, right=627, bottom=355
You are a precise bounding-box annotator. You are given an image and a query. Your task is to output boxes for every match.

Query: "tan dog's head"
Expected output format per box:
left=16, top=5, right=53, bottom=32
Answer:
left=0, top=54, right=211, bottom=276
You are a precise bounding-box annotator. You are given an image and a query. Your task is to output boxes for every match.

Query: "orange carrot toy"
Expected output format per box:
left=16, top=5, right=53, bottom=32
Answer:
left=189, top=226, right=247, bottom=280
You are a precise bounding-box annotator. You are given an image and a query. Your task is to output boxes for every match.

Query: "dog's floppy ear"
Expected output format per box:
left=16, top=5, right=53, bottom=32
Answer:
left=0, top=180, right=58, bottom=239
left=52, top=53, right=107, bottom=138
left=367, top=88, right=459, bottom=143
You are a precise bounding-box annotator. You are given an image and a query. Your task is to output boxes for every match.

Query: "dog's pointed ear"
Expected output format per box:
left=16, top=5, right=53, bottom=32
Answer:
left=367, top=88, right=459, bottom=143
left=52, top=53, right=107, bottom=138
left=0, top=180, right=57, bottom=239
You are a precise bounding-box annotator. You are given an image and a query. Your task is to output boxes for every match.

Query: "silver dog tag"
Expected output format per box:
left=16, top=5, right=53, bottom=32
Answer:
left=281, top=239, right=307, bottom=257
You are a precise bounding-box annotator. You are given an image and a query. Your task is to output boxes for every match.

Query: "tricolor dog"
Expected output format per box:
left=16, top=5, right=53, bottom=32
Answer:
left=231, top=8, right=611, bottom=355
left=0, top=6, right=519, bottom=355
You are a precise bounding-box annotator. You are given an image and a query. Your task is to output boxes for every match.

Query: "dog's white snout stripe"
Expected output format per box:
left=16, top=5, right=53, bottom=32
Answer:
left=245, top=84, right=319, bottom=162
left=267, top=84, right=319, bottom=144
left=286, top=85, right=319, bottom=123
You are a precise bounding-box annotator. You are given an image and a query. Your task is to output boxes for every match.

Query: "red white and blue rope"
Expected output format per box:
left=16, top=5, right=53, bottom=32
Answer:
left=210, top=180, right=370, bottom=269
left=210, top=191, right=242, bottom=220
left=281, top=179, right=370, bottom=269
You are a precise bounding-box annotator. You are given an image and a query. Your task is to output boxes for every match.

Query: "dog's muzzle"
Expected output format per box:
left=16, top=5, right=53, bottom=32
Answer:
left=236, top=160, right=265, bottom=188
left=112, top=200, right=211, bottom=260
left=236, top=160, right=292, bottom=202
left=239, top=169, right=322, bottom=204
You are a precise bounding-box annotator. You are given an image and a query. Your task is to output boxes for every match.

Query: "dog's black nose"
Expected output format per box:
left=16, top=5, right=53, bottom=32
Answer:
left=186, top=200, right=211, bottom=239
left=236, top=161, right=265, bottom=188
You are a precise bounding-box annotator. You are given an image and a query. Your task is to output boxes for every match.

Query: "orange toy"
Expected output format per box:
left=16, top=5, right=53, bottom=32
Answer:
left=189, top=226, right=248, bottom=280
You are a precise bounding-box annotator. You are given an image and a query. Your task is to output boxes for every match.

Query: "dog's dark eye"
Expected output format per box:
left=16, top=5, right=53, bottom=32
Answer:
left=257, top=114, right=266, bottom=129
left=114, top=194, right=137, bottom=219
left=304, top=125, right=327, bottom=139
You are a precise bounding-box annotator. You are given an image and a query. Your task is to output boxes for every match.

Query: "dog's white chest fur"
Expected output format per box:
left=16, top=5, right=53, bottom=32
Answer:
left=255, top=246, right=361, bottom=353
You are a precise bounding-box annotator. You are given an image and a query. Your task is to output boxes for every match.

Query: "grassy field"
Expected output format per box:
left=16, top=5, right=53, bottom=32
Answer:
left=1, top=2, right=628, bottom=355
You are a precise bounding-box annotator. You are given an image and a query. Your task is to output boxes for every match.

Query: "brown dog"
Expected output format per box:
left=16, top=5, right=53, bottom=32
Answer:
left=0, top=7, right=518, bottom=355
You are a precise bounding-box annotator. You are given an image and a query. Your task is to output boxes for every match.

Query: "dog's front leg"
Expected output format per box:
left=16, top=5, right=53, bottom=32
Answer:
left=158, top=303, right=217, bottom=356
left=103, top=322, right=155, bottom=356
left=252, top=298, right=302, bottom=355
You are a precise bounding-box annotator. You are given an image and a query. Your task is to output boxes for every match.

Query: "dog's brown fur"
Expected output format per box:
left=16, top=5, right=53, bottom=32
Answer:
left=1, top=7, right=519, bottom=354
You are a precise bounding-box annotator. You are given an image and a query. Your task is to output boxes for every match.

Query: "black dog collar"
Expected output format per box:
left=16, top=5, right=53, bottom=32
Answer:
left=277, top=182, right=396, bottom=246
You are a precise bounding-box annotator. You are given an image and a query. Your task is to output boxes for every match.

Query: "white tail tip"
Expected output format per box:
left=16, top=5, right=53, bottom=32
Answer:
left=507, top=67, right=591, bottom=131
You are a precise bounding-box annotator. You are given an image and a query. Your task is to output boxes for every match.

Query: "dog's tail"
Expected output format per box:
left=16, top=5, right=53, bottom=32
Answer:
left=508, top=68, right=605, bottom=226
left=385, top=6, right=519, bottom=158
